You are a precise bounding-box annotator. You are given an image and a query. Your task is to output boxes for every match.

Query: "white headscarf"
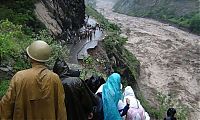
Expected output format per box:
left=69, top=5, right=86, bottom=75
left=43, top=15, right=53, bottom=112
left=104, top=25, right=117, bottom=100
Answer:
left=123, top=86, right=139, bottom=108
left=122, top=86, right=150, bottom=120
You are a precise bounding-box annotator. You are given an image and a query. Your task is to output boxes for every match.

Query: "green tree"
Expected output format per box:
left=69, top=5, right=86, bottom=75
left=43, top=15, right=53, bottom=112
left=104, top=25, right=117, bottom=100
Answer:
left=190, top=13, right=200, bottom=32
left=0, top=0, right=44, bottom=34
left=0, top=20, right=32, bottom=70
left=0, top=20, right=30, bottom=60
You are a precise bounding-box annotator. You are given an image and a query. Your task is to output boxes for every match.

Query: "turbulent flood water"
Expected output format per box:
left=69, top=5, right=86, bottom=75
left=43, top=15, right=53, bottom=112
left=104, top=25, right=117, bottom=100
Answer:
left=95, top=0, right=200, bottom=119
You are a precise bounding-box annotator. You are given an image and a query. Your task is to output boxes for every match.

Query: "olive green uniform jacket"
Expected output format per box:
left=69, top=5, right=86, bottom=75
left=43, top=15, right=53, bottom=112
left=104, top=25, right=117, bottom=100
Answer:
left=0, top=63, right=67, bottom=120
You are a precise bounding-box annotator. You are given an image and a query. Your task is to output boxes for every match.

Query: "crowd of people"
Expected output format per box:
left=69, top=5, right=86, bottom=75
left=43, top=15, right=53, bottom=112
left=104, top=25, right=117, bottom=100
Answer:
left=0, top=40, right=177, bottom=120
left=78, top=22, right=102, bottom=41
left=77, top=15, right=103, bottom=42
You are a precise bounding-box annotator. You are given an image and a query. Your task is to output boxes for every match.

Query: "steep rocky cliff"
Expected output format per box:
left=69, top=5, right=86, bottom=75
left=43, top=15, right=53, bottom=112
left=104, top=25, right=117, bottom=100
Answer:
left=35, top=0, right=85, bottom=42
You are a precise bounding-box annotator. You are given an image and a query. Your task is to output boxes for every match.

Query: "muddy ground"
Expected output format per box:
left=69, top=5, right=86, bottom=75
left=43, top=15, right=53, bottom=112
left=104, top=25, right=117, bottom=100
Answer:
left=95, top=0, right=200, bottom=119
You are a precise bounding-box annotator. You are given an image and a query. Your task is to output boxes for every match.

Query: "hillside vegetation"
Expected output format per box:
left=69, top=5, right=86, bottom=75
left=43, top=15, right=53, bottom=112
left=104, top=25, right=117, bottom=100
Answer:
left=85, top=0, right=96, bottom=7
left=114, top=0, right=200, bottom=33
left=0, top=0, right=45, bottom=34
left=0, top=0, right=68, bottom=84
left=86, top=6, right=140, bottom=82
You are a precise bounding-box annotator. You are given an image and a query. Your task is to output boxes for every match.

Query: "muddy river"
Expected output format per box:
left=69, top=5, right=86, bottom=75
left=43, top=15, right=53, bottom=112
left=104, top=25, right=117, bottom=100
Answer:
left=95, top=0, right=200, bottom=119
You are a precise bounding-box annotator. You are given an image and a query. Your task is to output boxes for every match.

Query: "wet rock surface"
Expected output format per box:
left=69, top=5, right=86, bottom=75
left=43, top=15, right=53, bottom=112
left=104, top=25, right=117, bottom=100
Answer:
left=35, top=0, right=85, bottom=42
left=0, top=66, right=13, bottom=80
left=95, top=0, right=200, bottom=119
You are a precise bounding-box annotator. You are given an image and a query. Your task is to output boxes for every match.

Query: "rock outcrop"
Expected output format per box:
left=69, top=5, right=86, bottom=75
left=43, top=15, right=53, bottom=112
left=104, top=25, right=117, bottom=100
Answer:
left=35, top=0, right=85, bottom=42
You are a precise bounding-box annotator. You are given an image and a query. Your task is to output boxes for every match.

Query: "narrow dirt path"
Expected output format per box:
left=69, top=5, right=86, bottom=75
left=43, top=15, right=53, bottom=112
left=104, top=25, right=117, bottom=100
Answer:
left=95, top=0, right=200, bottom=119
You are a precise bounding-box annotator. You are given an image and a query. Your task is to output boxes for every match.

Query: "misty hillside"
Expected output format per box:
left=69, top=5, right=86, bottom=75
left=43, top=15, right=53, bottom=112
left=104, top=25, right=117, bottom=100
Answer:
left=113, top=0, right=200, bottom=33
left=85, top=0, right=96, bottom=7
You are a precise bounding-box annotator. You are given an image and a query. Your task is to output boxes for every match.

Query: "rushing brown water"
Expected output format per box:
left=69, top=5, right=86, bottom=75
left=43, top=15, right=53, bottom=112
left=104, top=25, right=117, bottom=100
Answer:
left=95, top=0, right=200, bottom=119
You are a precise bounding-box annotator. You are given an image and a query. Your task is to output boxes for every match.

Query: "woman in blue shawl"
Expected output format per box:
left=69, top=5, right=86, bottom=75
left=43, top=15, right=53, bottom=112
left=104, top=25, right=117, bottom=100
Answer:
left=102, top=73, right=123, bottom=120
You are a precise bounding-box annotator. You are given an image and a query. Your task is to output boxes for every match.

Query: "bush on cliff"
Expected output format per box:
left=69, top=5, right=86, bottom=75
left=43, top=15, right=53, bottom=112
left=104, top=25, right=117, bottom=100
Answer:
left=0, top=20, right=32, bottom=71
left=0, top=0, right=44, bottom=34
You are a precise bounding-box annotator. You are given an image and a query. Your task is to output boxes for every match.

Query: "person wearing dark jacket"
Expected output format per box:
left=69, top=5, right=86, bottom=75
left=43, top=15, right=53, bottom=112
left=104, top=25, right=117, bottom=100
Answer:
left=53, top=58, right=99, bottom=120
left=164, top=108, right=177, bottom=120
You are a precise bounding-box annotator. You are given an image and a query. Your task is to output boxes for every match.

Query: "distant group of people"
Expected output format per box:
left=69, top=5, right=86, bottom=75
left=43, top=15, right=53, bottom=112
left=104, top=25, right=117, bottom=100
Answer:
left=78, top=15, right=103, bottom=41
left=63, top=16, right=103, bottom=44
left=0, top=40, right=177, bottom=120
left=78, top=22, right=102, bottom=41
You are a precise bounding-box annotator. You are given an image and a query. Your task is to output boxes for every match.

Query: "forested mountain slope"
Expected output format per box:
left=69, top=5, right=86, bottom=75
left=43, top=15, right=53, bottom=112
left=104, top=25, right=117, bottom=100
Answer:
left=114, top=0, right=200, bottom=33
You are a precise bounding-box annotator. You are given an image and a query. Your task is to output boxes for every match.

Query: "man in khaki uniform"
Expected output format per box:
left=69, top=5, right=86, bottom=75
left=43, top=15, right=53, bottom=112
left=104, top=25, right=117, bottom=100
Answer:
left=0, top=40, right=67, bottom=119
